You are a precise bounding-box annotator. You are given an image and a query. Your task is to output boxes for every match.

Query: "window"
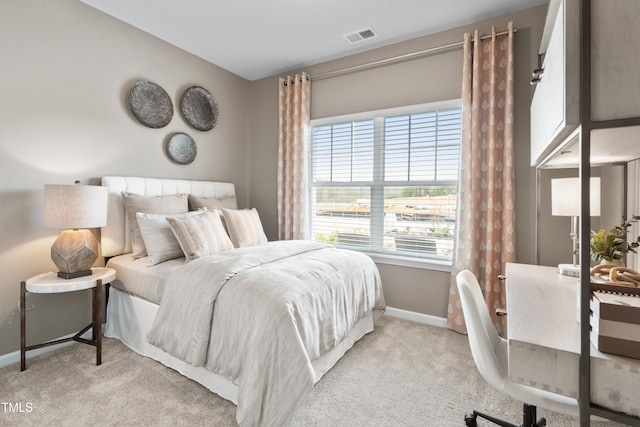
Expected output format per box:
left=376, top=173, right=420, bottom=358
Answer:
left=309, top=100, right=461, bottom=262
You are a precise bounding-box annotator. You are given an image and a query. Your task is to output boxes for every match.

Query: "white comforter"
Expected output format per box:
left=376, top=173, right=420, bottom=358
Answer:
left=147, top=240, right=385, bottom=427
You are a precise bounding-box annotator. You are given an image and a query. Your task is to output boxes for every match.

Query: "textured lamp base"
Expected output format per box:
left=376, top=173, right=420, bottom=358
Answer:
left=57, top=270, right=92, bottom=279
left=51, top=229, right=99, bottom=280
left=558, top=263, right=580, bottom=277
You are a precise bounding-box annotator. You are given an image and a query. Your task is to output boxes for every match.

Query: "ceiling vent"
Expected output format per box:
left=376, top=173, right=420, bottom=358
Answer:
left=344, top=27, right=378, bottom=44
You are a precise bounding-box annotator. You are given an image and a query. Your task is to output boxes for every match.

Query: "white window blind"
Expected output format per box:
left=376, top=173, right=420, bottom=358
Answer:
left=309, top=101, right=461, bottom=260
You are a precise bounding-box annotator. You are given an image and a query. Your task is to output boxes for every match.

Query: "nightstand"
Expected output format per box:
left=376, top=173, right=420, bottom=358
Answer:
left=20, top=267, right=116, bottom=371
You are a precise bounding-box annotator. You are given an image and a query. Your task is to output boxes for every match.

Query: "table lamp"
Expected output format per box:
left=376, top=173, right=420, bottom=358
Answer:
left=551, top=177, right=601, bottom=277
left=44, top=182, right=108, bottom=279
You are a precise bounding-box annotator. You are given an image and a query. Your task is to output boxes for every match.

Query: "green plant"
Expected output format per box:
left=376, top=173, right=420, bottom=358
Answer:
left=590, top=216, right=640, bottom=262
left=433, top=228, right=453, bottom=238
left=315, top=230, right=338, bottom=244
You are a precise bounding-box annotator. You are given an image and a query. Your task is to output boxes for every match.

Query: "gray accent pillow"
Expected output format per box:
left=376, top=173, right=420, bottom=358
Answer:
left=221, top=208, right=268, bottom=248
left=167, top=208, right=234, bottom=262
left=121, top=192, right=188, bottom=258
left=188, top=194, right=237, bottom=211
left=136, top=210, right=205, bottom=266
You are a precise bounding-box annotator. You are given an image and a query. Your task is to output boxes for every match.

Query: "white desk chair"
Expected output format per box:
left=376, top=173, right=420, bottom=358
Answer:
left=456, top=270, right=579, bottom=427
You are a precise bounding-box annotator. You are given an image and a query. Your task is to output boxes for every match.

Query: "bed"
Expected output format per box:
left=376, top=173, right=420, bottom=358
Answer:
left=100, top=176, right=385, bottom=427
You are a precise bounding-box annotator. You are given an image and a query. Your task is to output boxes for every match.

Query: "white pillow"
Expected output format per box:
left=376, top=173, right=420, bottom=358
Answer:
left=167, top=208, right=234, bottom=262
left=136, top=210, right=205, bottom=266
left=221, top=208, right=268, bottom=248
left=121, top=192, right=188, bottom=258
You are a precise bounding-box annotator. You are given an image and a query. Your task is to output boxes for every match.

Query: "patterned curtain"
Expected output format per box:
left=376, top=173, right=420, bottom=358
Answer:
left=448, top=23, right=515, bottom=335
left=277, top=73, right=311, bottom=240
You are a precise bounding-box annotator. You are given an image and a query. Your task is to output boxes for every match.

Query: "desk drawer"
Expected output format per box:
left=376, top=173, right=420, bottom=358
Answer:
left=508, top=340, right=579, bottom=398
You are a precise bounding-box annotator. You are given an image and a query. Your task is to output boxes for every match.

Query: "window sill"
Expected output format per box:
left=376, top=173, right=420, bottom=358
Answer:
left=364, top=251, right=452, bottom=272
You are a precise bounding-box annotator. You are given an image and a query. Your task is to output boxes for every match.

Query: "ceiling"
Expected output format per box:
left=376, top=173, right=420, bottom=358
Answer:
left=80, top=0, right=548, bottom=81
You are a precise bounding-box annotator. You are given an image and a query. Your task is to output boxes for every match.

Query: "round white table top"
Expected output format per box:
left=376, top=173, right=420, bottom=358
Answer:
left=25, top=267, right=116, bottom=294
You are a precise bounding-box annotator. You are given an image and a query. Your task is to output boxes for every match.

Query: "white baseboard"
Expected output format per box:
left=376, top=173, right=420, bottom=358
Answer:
left=0, top=330, right=92, bottom=370
left=385, top=307, right=448, bottom=328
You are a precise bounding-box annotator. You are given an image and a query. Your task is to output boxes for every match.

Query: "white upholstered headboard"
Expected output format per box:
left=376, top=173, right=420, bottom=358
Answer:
left=101, top=176, right=236, bottom=257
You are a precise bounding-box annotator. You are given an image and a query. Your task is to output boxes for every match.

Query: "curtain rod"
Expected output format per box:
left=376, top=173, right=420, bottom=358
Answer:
left=310, top=28, right=516, bottom=81
left=282, top=74, right=309, bottom=86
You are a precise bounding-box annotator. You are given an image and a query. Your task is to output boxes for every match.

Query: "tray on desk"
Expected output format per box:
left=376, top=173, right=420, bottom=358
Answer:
left=590, top=276, right=640, bottom=296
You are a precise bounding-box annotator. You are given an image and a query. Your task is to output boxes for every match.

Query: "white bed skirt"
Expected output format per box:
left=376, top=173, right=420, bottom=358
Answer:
left=104, top=286, right=374, bottom=405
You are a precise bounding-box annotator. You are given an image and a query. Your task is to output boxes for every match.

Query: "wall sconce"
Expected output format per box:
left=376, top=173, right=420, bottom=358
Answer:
left=44, top=182, right=108, bottom=279
left=551, top=177, right=601, bottom=277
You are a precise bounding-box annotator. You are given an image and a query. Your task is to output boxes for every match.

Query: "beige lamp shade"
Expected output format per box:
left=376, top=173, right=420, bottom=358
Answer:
left=44, top=183, right=108, bottom=279
left=44, top=184, right=108, bottom=229
left=551, top=177, right=601, bottom=277
left=551, top=177, right=601, bottom=217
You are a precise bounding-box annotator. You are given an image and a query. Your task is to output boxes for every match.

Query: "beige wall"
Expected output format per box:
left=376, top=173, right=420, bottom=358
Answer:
left=249, top=5, right=548, bottom=319
left=0, top=0, right=251, bottom=357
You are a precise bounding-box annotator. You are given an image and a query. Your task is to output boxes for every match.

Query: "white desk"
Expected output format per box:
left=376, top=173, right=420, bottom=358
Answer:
left=505, top=262, right=640, bottom=418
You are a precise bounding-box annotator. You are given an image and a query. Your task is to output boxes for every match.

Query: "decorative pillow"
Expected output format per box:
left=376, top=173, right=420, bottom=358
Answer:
left=136, top=210, right=205, bottom=266
left=166, top=208, right=234, bottom=262
left=121, top=192, right=188, bottom=258
left=188, top=194, right=238, bottom=211
left=221, top=208, right=268, bottom=248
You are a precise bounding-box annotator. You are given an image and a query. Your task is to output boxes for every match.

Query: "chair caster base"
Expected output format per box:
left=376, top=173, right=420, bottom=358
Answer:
left=462, top=405, right=546, bottom=427
left=464, top=413, right=478, bottom=427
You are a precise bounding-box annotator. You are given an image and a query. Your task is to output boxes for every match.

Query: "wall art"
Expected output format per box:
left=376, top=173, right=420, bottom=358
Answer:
left=128, top=80, right=173, bottom=128
left=180, top=86, right=218, bottom=131
left=166, top=132, right=197, bottom=165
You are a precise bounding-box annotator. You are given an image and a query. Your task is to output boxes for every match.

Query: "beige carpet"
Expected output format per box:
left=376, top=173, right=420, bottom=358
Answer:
left=0, top=316, right=626, bottom=426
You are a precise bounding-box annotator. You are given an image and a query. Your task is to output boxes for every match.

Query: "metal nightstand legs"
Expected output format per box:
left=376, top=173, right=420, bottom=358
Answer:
left=20, top=281, right=25, bottom=371
left=20, top=279, right=103, bottom=371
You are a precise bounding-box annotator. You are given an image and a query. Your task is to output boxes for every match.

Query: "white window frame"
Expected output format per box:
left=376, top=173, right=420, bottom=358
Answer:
left=309, top=99, right=461, bottom=271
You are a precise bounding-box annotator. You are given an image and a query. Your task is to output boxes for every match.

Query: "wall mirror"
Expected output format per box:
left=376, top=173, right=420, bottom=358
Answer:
left=537, top=164, right=627, bottom=269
